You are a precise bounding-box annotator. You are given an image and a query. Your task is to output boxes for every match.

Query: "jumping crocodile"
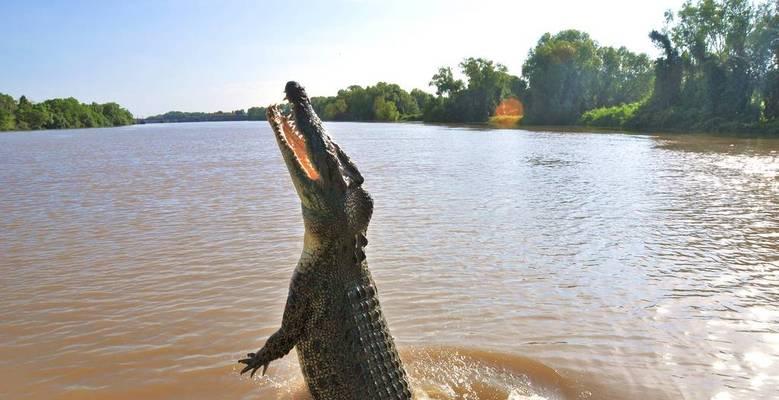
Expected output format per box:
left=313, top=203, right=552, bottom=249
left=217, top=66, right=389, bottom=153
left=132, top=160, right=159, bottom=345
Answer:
left=238, top=81, right=413, bottom=399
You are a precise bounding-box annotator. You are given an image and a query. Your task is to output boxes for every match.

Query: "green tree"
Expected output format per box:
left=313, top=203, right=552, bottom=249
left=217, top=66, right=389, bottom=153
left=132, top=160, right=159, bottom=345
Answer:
left=43, top=97, right=85, bottom=128
left=371, top=82, right=420, bottom=116
left=309, top=82, right=423, bottom=121
left=761, top=2, right=778, bottom=120
left=668, top=0, right=772, bottom=119
left=410, top=89, right=435, bottom=112
left=1, top=95, right=133, bottom=131
left=423, top=57, right=520, bottom=123
left=339, top=86, right=373, bottom=120
left=29, top=103, right=52, bottom=129
left=596, top=46, right=654, bottom=105
left=0, top=93, right=16, bottom=130
left=16, top=96, right=52, bottom=130
left=324, top=98, right=348, bottom=120
left=247, top=106, right=267, bottom=120
left=429, top=67, right=464, bottom=97
left=459, top=57, right=516, bottom=121
left=625, top=0, right=775, bottom=132
left=373, top=96, right=400, bottom=121
left=521, top=30, right=603, bottom=124
left=508, top=76, right=528, bottom=101
left=14, top=95, right=32, bottom=129
left=649, top=30, right=684, bottom=108
left=99, top=102, right=134, bottom=126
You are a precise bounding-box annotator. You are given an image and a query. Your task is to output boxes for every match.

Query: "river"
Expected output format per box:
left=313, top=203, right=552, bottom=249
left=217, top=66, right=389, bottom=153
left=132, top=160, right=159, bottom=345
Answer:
left=1, top=122, right=777, bottom=399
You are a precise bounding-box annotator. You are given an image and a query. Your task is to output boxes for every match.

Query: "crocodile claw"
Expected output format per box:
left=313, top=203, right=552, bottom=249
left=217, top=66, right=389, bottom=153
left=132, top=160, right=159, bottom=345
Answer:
left=238, top=349, right=270, bottom=378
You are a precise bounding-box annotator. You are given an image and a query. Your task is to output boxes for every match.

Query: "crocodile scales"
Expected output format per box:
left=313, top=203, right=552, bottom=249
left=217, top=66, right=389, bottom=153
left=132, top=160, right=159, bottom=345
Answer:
left=238, top=81, right=413, bottom=399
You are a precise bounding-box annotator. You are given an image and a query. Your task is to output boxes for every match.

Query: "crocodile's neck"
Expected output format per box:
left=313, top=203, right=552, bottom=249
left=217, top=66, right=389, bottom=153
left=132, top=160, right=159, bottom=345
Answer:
left=300, top=229, right=369, bottom=277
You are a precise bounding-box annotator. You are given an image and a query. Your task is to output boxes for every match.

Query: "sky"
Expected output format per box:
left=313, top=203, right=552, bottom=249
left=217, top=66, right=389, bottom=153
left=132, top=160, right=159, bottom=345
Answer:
left=0, top=0, right=686, bottom=117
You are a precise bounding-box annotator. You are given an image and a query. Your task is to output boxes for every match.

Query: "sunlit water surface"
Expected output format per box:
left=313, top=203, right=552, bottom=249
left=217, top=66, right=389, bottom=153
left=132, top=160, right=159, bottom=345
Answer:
left=1, top=122, right=778, bottom=400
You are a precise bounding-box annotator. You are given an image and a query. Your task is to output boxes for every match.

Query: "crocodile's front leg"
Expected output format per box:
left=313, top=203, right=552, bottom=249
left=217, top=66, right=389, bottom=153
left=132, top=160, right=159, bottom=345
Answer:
left=239, top=271, right=308, bottom=377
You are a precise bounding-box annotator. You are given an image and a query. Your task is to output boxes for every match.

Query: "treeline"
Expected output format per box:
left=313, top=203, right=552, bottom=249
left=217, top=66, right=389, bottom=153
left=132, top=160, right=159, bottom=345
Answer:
left=141, top=0, right=778, bottom=135
left=295, top=35, right=656, bottom=125
left=305, top=45, right=651, bottom=125
left=0, top=94, right=134, bottom=131
left=304, top=0, right=778, bottom=134
left=141, top=107, right=268, bottom=123
left=579, top=0, right=778, bottom=133
left=422, top=58, right=525, bottom=122
left=306, top=58, right=525, bottom=123
left=311, top=82, right=424, bottom=121
left=520, top=31, right=654, bottom=125
left=142, top=85, right=429, bottom=124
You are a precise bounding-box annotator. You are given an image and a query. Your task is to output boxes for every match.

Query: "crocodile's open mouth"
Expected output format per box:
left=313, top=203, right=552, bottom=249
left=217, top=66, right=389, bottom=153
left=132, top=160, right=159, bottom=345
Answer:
left=267, top=104, right=320, bottom=181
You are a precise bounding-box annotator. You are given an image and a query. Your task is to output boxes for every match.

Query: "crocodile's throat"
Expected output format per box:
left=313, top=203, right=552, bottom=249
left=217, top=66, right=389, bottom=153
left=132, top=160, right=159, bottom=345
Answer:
left=267, top=104, right=320, bottom=181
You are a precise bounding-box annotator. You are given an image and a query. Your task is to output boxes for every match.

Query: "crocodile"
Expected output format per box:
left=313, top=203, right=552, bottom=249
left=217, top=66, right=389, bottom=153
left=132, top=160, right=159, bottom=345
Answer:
left=238, top=81, right=413, bottom=399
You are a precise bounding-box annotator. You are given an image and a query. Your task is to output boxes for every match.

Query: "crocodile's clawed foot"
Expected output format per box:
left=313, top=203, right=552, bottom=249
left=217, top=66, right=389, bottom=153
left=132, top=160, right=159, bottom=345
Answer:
left=239, top=350, right=270, bottom=378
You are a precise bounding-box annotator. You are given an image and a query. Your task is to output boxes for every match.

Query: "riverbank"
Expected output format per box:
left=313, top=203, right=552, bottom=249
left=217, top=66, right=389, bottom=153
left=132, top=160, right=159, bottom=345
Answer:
left=416, top=119, right=779, bottom=138
left=16, top=118, right=773, bottom=139
left=518, top=123, right=779, bottom=138
left=0, top=93, right=134, bottom=131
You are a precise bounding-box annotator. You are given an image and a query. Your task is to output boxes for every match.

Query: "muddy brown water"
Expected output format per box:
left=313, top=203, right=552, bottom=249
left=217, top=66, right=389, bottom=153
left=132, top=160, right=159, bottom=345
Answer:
left=1, top=122, right=778, bottom=399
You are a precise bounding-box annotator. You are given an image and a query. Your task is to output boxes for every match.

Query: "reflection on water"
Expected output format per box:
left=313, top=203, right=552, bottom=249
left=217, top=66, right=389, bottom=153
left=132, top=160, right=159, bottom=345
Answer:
left=0, top=122, right=778, bottom=399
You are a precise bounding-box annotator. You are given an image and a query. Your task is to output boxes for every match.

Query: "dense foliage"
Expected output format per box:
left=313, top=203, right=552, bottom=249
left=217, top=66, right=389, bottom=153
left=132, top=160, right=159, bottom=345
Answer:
left=0, top=94, right=16, bottom=130
left=143, top=109, right=263, bottom=123
left=423, top=58, right=525, bottom=123
left=579, top=102, right=643, bottom=128
left=0, top=94, right=134, bottom=131
left=310, top=82, right=421, bottom=122
left=306, top=58, right=524, bottom=124
left=581, top=0, right=778, bottom=133
left=521, top=30, right=654, bottom=125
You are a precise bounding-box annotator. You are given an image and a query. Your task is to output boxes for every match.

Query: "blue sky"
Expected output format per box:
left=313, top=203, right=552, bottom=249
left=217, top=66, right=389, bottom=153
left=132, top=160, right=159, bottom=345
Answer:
left=0, top=0, right=685, bottom=117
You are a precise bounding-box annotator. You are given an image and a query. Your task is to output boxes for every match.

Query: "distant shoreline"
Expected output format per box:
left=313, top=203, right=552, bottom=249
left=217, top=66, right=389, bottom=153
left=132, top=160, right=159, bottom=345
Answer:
left=6, top=119, right=775, bottom=139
